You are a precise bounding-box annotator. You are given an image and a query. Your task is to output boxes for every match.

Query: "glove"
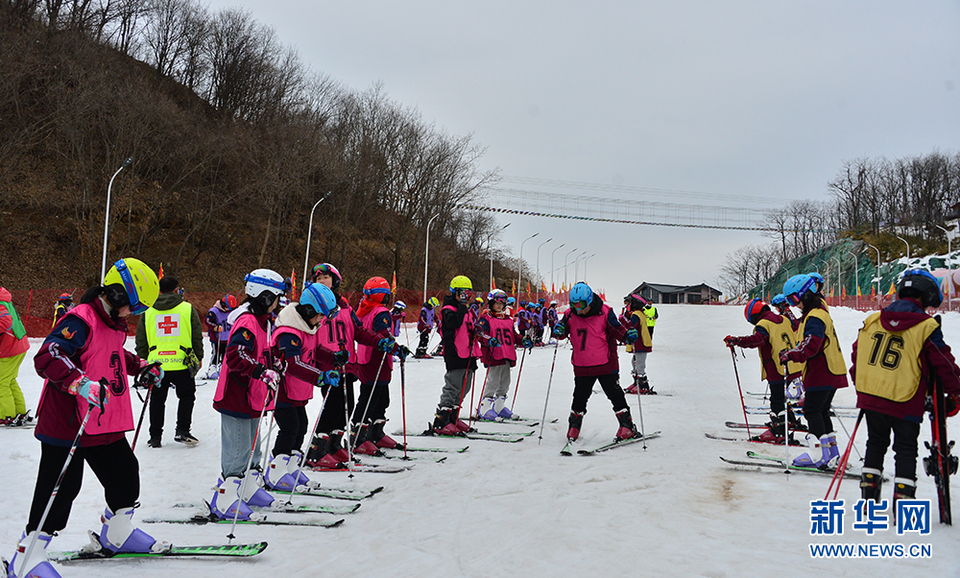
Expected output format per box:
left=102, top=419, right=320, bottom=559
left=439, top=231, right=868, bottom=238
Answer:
left=552, top=323, right=567, bottom=338
left=260, top=369, right=280, bottom=392
left=136, top=362, right=164, bottom=389
left=946, top=393, right=959, bottom=418
left=68, top=375, right=108, bottom=410
left=780, top=349, right=801, bottom=364
left=488, top=337, right=501, bottom=348
left=321, top=370, right=341, bottom=387
left=724, top=335, right=740, bottom=347
left=625, top=328, right=639, bottom=344
left=333, top=350, right=349, bottom=366
left=522, top=337, right=534, bottom=350
left=393, top=345, right=411, bottom=361
left=378, top=337, right=397, bottom=352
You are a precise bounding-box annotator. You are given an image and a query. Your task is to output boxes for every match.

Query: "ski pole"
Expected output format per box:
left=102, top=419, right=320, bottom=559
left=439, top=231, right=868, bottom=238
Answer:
left=510, top=345, right=527, bottom=413
left=832, top=410, right=863, bottom=462
left=729, top=345, right=752, bottom=440
left=130, top=363, right=161, bottom=451
left=634, top=375, right=647, bottom=450
left=228, top=386, right=274, bottom=542
left=19, top=396, right=99, bottom=577
left=352, top=345, right=390, bottom=445
left=783, top=363, right=790, bottom=474
left=469, top=367, right=487, bottom=423
left=400, top=358, right=408, bottom=459
left=259, top=412, right=277, bottom=472
left=285, top=385, right=333, bottom=505
left=537, top=341, right=560, bottom=445
left=826, top=409, right=864, bottom=500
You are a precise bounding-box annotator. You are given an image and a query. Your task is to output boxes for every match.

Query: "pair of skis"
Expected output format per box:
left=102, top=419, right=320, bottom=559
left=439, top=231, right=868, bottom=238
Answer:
left=560, top=431, right=662, bottom=456
left=720, top=451, right=861, bottom=479
left=925, top=377, right=957, bottom=524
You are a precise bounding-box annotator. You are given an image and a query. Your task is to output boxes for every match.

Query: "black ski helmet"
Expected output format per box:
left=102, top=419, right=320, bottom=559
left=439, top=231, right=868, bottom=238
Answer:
left=897, top=269, right=943, bottom=308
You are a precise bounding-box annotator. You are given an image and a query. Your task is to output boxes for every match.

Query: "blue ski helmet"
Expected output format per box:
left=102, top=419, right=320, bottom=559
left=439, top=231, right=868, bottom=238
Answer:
left=783, top=274, right=816, bottom=306
left=506, top=296, right=516, bottom=306
left=898, top=268, right=943, bottom=308
left=569, top=282, right=593, bottom=311
left=771, top=293, right=787, bottom=306
left=300, top=282, right=339, bottom=319
left=806, top=272, right=825, bottom=291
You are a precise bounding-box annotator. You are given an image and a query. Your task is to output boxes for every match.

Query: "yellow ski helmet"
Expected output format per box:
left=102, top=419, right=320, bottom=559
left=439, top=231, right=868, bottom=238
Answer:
left=103, top=258, right=159, bottom=315
left=449, top=275, right=472, bottom=293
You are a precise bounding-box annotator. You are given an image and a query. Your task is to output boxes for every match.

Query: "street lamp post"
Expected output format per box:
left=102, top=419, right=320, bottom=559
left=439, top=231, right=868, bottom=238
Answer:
left=516, top=232, right=539, bottom=301
left=100, top=157, right=133, bottom=283
left=302, top=191, right=333, bottom=288
left=550, top=243, right=566, bottom=297
left=866, top=243, right=881, bottom=307
left=894, top=234, right=910, bottom=261
left=423, top=213, right=441, bottom=305
left=489, top=223, right=511, bottom=292
left=574, top=251, right=588, bottom=281
left=847, top=250, right=860, bottom=310
left=535, top=237, right=553, bottom=301
left=936, top=224, right=953, bottom=312
left=583, top=253, right=596, bottom=281
left=564, top=248, right=578, bottom=291
left=833, top=256, right=842, bottom=306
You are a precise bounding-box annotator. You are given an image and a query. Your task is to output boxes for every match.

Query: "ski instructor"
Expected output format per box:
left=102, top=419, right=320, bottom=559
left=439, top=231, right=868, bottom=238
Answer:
left=8, top=258, right=167, bottom=578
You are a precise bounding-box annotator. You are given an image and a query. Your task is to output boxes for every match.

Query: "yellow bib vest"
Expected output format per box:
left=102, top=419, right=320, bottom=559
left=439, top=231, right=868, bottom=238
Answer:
left=799, top=308, right=847, bottom=378
left=625, top=310, right=652, bottom=353
left=855, top=312, right=939, bottom=402
left=145, top=301, right=194, bottom=370
left=644, top=306, right=657, bottom=327
left=755, top=316, right=801, bottom=379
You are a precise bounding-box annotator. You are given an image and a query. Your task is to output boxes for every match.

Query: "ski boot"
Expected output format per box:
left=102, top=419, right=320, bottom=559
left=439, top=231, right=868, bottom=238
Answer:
left=287, top=450, right=312, bottom=485
left=240, top=468, right=277, bottom=508
left=433, top=406, right=459, bottom=436
left=567, top=411, right=584, bottom=441
left=351, top=423, right=380, bottom=455
left=791, top=433, right=831, bottom=469
left=494, top=396, right=516, bottom=420
left=210, top=477, right=256, bottom=520
left=892, top=478, right=917, bottom=523
left=636, top=375, right=656, bottom=395
left=476, top=397, right=499, bottom=421
left=765, top=411, right=786, bottom=436
left=624, top=374, right=640, bottom=395
left=614, top=408, right=638, bottom=441
left=204, top=364, right=220, bottom=380
left=7, top=531, right=61, bottom=578
left=303, top=433, right=327, bottom=468
left=860, top=468, right=883, bottom=503
left=265, top=454, right=301, bottom=492
left=368, top=419, right=403, bottom=450
left=99, top=506, right=169, bottom=554
left=329, top=430, right=350, bottom=462
left=453, top=412, right=471, bottom=432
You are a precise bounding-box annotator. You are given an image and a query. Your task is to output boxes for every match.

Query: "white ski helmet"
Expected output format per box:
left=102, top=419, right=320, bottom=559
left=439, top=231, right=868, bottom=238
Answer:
left=244, top=269, right=286, bottom=300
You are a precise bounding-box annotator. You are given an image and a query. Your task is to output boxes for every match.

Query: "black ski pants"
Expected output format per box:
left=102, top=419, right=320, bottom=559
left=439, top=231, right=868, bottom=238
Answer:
left=315, top=373, right=356, bottom=434
left=27, top=439, right=140, bottom=534
left=863, top=409, right=922, bottom=481
left=149, top=368, right=196, bottom=439
left=801, top=388, right=835, bottom=438
left=571, top=373, right=629, bottom=416
left=273, top=405, right=308, bottom=457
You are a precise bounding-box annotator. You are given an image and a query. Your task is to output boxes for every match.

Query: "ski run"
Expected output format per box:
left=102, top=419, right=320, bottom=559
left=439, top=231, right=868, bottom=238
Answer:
left=3, top=304, right=958, bottom=575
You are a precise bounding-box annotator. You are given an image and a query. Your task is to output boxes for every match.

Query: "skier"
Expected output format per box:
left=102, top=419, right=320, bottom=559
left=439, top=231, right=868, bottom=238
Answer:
left=204, top=294, right=237, bottom=380
left=431, top=275, right=481, bottom=435
left=621, top=293, right=656, bottom=395
left=51, top=293, right=73, bottom=328
left=476, top=289, right=530, bottom=421
left=770, top=293, right=799, bottom=330
left=135, top=275, right=204, bottom=447
left=506, top=296, right=516, bottom=317
left=546, top=300, right=560, bottom=340
left=350, top=277, right=410, bottom=454
left=779, top=273, right=849, bottom=468
left=301, top=263, right=381, bottom=469
left=210, top=269, right=286, bottom=520
left=723, top=298, right=804, bottom=438
left=553, top=282, right=640, bottom=442
left=643, top=300, right=658, bottom=338
left=390, top=300, right=406, bottom=338
left=264, top=282, right=342, bottom=491
left=8, top=258, right=167, bottom=578
left=851, top=269, right=960, bottom=508
left=0, top=287, right=29, bottom=424
left=414, top=297, right=440, bottom=358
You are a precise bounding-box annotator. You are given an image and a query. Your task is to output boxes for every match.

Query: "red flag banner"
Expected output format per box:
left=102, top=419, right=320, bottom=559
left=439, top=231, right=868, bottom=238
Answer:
left=158, top=263, right=164, bottom=279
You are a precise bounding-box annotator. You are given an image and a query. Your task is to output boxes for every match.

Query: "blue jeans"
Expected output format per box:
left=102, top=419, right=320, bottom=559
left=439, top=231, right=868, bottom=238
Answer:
left=220, top=413, right=261, bottom=478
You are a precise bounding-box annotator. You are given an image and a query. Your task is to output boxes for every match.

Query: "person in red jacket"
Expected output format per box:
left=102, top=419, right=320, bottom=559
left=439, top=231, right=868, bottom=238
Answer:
left=0, top=287, right=30, bottom=424
left=779, top=274, right=849, bottom=468
left=851, top=269, right=960, bottom=507
left=552, top=282, right=640, bottom=442
left=724, top=298, right=804, bottom=440
left=8, top=258, right=166, bottom=578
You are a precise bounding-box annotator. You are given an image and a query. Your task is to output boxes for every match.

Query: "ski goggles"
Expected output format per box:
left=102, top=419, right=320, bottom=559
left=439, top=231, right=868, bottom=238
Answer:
left=243, top=273, right=289, bottom=293
left=570, top=300, right=589, bottom=311
left=113, top=259, right=149, bottom=315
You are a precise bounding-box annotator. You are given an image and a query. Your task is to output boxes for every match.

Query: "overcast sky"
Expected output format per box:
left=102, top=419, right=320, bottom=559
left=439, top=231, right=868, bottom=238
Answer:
left=205, top=1, right=960, bottom=301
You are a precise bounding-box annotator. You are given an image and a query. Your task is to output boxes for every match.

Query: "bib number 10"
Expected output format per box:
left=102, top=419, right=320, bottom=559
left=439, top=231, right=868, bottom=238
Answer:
left=867, top=332, right=904, bottom=370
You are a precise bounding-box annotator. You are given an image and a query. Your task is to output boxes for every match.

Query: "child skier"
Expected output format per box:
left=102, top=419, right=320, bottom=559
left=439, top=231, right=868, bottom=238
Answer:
left=302, top=263, right=382, bottom=468
left=390, top=300, right=406, bottom=338
left=770, top=293, right=799, bottom=330
left=621, top=293, right=655, bottom=395
left=851, top=269, right=960, bottom=507
left=724, top=298, right=804, bottom=438
left=415, top=297, right=440, bottom=358
left=264, top=282, right=343, bottom=492
left=51, top=293, right=73, bottom=327
left=553, top=282, right=640, bottom=442
left=9, top=258, right=166, bottom=578
left=0, top=287, right=29, bottom=424
left=210, top=269, right=286, bottom=520
left=432, top=275, right=481, bottom=435
left=779, top=273, right=849, bottom=468
left=476, top=289, right=531, bottom=421
left=204, top=294, right=237, bottom=380
left=351, top=277, right=410, bottom=454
